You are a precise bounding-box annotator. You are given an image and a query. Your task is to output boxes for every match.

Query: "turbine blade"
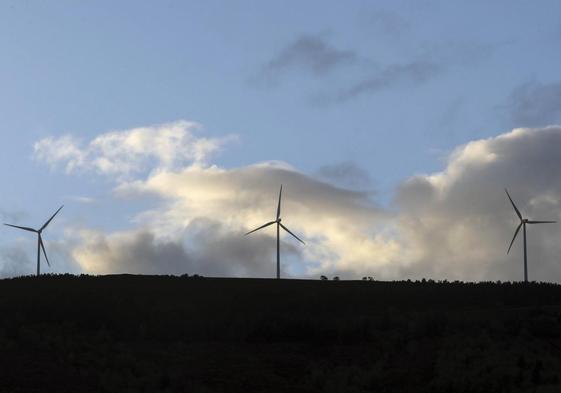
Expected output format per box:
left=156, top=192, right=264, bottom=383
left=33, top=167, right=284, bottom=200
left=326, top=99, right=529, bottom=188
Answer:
left=505, top=189, right=522, bottom=220
left=527, top=220, right=557, bottom=224
left=507, top=222, right=523, bottom=254
left=276, top=185, right=283, bottom=220
left=41, top=205, right=64, bottom=232
left=280, top=223, right=305, bottom=245
left=39, top=235, right=50, bottom=267
left=4, top=224, right=37, bottom=233
left=245, top=221, right=276, bottom=236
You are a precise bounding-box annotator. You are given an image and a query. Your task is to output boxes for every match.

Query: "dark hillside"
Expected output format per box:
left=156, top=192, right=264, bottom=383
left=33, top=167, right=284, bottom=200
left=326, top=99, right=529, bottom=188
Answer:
left=1, top=275, right=561, bottom=392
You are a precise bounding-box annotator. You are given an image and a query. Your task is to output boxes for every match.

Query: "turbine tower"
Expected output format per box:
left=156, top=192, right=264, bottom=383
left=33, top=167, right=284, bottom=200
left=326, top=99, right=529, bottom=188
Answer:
left=505, top=189, right=555, bottom=283
left=5, top=206, right=63, bottom=277
left=245, top=185, right=304, bottom=279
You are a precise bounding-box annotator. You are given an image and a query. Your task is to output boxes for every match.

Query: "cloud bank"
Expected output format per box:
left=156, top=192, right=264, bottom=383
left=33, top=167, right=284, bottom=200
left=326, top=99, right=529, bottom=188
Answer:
left=395, top=126, right=561, bottom=282
left=25, top=122, right=561, bottom=282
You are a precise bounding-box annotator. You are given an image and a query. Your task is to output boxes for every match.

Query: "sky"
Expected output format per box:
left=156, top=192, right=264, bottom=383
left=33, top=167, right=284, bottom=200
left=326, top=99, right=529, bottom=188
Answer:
left=2, top=0, right=561, bottom=281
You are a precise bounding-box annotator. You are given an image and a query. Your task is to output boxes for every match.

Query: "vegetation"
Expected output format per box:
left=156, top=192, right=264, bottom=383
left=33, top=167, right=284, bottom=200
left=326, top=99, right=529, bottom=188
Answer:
left=1, top=274, right=561, bottom=392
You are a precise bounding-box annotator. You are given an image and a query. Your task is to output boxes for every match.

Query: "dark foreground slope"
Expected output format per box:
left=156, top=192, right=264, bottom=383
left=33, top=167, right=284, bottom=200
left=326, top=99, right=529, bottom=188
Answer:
left=1, top=275, right=561, bottom=393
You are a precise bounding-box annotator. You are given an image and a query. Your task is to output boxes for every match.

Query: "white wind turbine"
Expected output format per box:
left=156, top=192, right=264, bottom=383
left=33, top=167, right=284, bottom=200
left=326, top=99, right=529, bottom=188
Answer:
left=5, top=206, right=63, bottom=277
left=505, top=189, right=556, bottom=283
left=245, top=185, right=305, bottom=279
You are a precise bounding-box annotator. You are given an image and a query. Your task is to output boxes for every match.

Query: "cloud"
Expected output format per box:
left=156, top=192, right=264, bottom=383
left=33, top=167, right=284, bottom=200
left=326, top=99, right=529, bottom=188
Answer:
left=255, top=30, right=500, bottom=103
left=394, top=126, right=561, bottom=282
left=506, top=81, right=561, bottom=126
left=70, top=218, right=297, bottom=278
left=333, top=61, right=440, bottom=102
left=253, top=32, right=441, bottom=100
left=316, top=161, right=374, bottom=191
left=319, top=39, right=499, bottom=103
left=115, top=162, right=396, bottom=278
left=255, top=34, right=357, bottom=83
left=28, top=121, right=561, bottom=283
left=34, top=121, right=396, bottom=279
left=34, top=120, right=236, bottom=177
left=70, top=228, right=191, bottom=275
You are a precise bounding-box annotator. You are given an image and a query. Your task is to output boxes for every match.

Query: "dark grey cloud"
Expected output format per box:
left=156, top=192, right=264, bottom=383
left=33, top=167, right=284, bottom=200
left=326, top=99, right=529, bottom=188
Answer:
left=316, top=161, right=374, bottom=191
left=254, top=26, right=502, bottom=104
left=319, top=39, right=500, bottom=104
left=77, top=230, right=190, bottom=275
left=334, top=61, right=440, bottom=102
left=187, top=217, right=300, bottom=277
left=506, top=81, right=561, bottom=126
left=73, top=217, right=300, bottom=278
left=255, top=34, right=357, bottom=83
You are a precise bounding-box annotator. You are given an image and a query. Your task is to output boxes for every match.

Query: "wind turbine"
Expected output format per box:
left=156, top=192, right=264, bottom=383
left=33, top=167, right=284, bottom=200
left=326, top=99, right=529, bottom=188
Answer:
left=5, top=206, right=64, bottom=277
left=245, top=185, right=304, bottom=279
left=505, top=189, right=556, bottom=283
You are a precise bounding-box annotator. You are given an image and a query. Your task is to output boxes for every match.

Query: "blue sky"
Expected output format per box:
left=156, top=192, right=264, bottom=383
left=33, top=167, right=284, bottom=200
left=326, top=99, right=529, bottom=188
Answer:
left=2, top=1, right=561, bottom=280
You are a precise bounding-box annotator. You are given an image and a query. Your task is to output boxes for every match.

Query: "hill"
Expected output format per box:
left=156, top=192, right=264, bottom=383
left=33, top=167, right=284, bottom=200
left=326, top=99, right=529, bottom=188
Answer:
left=1, top=275, right=561, bottom=392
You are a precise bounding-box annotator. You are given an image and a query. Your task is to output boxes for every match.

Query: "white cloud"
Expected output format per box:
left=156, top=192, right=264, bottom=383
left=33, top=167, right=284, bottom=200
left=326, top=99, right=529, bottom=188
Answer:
left=34, top=120, right=235, bottom=177
left=33, top=135, right=87, bottom=173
